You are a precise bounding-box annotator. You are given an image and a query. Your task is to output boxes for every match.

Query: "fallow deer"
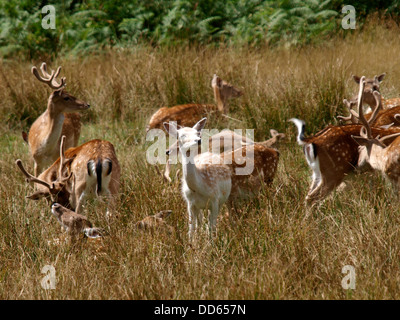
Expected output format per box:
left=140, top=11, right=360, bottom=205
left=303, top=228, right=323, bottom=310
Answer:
left=16, top=136, right=120, bottom=216
left=27, top=62, right=90, bottom=175
left=351, top=87, right=400, bottom=195
left=147, top=74, right=243, bottom=132
left=164, top=118, right=232, bottom=237
left=290, top=77, right=400, bottom=205
left=164, top=118, right=280, bottom=235
left=339, top=91, right=400, bottom=127
left=51, top=203, right=105, bottom=238
left=350, top=74, right=400, bottom=111
left=163, top=128, right=284, bottom=182
left=136, top=210, right=174, bottom=234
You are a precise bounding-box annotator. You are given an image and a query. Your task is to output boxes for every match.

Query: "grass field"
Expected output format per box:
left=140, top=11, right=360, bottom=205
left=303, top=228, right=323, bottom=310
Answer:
left=1, top=22, right=400, bottom=299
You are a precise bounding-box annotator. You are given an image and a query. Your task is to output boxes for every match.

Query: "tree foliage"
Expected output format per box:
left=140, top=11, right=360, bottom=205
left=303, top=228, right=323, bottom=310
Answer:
left=0, top=0, right=398, bottom=59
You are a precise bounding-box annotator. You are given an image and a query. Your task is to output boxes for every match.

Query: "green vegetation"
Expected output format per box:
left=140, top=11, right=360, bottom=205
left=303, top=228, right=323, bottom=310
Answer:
left=1, top=0, right=399, bottom=59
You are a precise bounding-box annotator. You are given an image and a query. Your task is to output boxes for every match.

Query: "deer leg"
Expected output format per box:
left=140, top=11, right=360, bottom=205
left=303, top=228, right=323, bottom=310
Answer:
left=208, top=200, right=219, bottom=236
left=188, top=204, right=200, bottom=239
left=306, top=178, right=339, bottom=206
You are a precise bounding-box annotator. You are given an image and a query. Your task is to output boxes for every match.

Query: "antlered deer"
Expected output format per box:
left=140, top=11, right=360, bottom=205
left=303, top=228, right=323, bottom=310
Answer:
left=290, top=76, right=400, bottom=205
left=350, top=74, right=400, bottom=111
left=351, top=87, right=400, bottom=195
left=27, top=62, right=90, bottom=175
left=339, top=89, right=400, bottom=127
left=147, top=74, right=243, bottom=132
left=16, top=136, right=120, bottom=216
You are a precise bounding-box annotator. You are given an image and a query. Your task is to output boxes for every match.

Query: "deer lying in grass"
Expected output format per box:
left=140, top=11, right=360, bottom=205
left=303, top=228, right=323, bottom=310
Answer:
left=350, top=74, right=400, bottom=111
left=16, top=136, right=120, bottom=216
left=147, top=74, right=243, bottom=132
left=163, top=128, right=284, bottom=182
left=51, top=203, right=105, bottom=238
left=26, top=62, right=90, bottom=175
left=136, top=210, right=173, bottom=233
left=290, top=76, right=400, bottom=205
left=164, top=118, right=279, bottom=236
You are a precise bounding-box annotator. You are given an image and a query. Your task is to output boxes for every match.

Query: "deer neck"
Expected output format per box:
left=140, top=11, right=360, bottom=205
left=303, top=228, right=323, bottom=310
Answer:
left=369, top=145, right=387, bottom=172
left=214, top=87, right=226, bottom=113
left=181, top=148, right=202, bottom=192
left=43, top=100, right=65, bottom=143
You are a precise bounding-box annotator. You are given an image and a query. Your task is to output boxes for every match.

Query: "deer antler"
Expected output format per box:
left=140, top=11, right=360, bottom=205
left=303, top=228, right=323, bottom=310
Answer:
left=350, top=76, right=374, bottom=138
left=15, top=159, right=54, bottom=190
left=31, top=62, right=66, bottom=90
left=337, top=99, right=358, bottom=123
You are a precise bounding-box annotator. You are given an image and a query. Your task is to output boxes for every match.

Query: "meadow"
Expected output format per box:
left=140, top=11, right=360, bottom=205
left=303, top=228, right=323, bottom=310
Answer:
left=1, top=22, right=400, bottom=299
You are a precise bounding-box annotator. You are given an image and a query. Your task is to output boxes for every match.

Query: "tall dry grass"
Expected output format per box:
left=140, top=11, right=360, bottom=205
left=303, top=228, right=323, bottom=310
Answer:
left=1, top=23, right=400, bottom=299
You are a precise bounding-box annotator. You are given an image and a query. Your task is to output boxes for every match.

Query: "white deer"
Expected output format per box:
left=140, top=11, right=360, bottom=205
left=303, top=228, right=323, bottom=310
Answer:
left=163, top=118, right=231, bottom=237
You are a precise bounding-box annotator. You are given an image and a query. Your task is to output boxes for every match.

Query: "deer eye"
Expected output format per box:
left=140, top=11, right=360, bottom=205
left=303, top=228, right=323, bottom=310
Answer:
left=63, top=97, right=70, bottom=101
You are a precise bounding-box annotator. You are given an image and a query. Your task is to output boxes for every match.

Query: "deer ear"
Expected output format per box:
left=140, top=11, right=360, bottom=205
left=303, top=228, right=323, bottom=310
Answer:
left=193, top=118, right=207, bottom=132
left=64, top=173, right=75, bottom=194
left=353, top=75, right=361, bottom=84
left=270, top=129, right=278, bottom=137
left=26, top=191, right=50, bottom=200
left=163, top=122, right=178, bottom=137
left=376, top=73, right=386, bottom=82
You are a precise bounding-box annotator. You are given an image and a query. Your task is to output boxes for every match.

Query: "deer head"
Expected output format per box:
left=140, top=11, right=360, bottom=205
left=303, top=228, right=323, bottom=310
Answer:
left=16, top=136, right=75, bottom=207
left=32, top=62, right=90, bottom=113
left=352, top=73, right=386, bottom=108
left=212, top=74, right=243, bottom=113
left=351, top=77, right=400, bottom=168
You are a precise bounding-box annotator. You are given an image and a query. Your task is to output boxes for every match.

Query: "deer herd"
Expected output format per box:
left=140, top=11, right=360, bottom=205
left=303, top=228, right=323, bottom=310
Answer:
left=14, top=62, right=400, bottom=241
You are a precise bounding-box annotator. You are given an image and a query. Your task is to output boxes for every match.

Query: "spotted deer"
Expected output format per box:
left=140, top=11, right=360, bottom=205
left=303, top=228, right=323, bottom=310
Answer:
left=290, top=76, right=400, bottom=205
left=51, top=203, right=106, bottom=238
left=350, top=74, right=400, bottom=111
left=339, top=90, right=400, bottom=127
left=136, top=210, right=174, bottom=234
left=16, top=136, right=120, bottom=216
left=147, top=74, right=243, bottom=132
left=163, top=128, right=284, bottom=182
left=164, top=118, right=279, bottom=235
left=27, top=62, right=90, bottom=176
left=164, top=118, right=232, bottom=237
left=351, top=87, right=400, bottom=195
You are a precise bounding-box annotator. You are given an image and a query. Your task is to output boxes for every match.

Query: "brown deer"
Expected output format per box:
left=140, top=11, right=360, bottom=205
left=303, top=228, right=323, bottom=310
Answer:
left=351, top=89, right=400, bottom=195
left=350, top=74, right=400, bottom=111
left=147, top=74, right=243, bottom=132
left=339, top=91, right=400, bottom=127
left=27, top=62, right=90, bottom=176
left=136, top=210, right=174, bottom=234
left=51, top=203, right=106, bottom=238
left=290, top=77, right=400, bottom=205
left=16, top=136, right=120, bottom=216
